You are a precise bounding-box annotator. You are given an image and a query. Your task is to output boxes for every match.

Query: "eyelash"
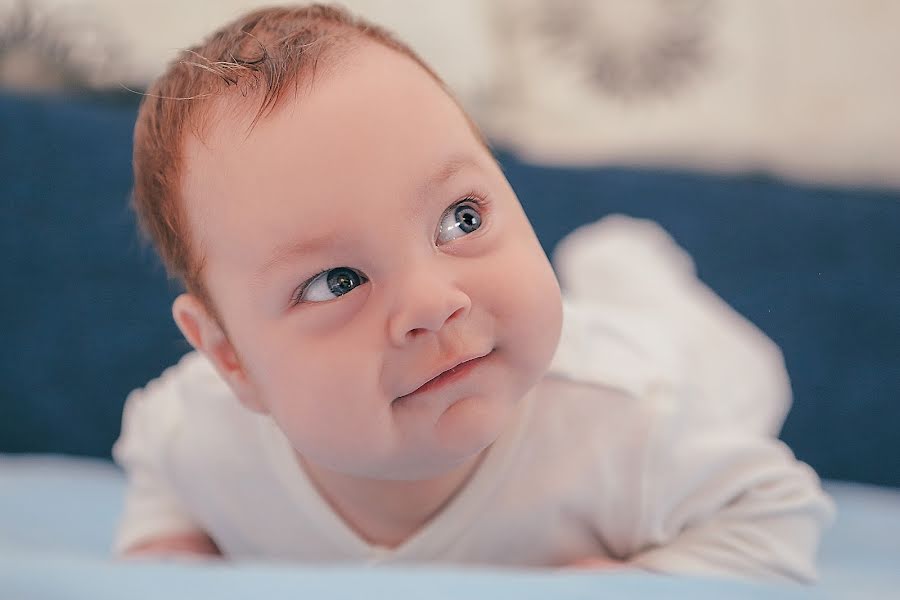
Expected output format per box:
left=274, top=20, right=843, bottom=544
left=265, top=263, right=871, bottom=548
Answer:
left=289, top=193, right=491, bottom=307
left=290, top=267, right=331, bottom=306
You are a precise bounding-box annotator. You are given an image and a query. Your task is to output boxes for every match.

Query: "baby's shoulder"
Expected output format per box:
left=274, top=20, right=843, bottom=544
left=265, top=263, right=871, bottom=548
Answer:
left=501, top=376, right=665, bottom=529
left=129, top=351, right=234, bottom=409
left=115, top=352, right=253, bottom=455
left=525, top=375, right=662, bottom=461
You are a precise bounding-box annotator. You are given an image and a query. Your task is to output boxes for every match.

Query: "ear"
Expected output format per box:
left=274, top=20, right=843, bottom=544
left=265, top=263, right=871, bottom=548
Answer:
left=172, top=293, right=267, bottom=414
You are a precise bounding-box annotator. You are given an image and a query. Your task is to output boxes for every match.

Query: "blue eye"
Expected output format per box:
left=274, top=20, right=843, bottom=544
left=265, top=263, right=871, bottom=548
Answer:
left=297, top=267, right=368, bottom=303
left=436, top=199, right=483, bottom=245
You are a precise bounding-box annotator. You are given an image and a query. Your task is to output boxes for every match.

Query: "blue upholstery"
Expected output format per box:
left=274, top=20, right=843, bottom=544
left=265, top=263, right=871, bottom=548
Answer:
left=504, top=160, right=900, bottom=488
left=1, top=90, right=898, bottom=486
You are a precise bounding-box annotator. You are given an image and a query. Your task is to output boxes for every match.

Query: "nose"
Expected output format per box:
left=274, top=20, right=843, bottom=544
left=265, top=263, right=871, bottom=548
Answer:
left=386, top=264, right=472, bottom=346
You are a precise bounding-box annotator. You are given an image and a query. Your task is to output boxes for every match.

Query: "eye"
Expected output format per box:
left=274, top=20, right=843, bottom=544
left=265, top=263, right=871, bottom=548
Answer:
left=436, top=199, right=483, bottom=245
left=295, top=267, right=368, bottom=304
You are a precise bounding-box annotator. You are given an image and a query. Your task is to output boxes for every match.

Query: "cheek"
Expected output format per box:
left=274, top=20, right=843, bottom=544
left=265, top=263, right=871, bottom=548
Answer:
left=250, top=329, right=368, bottom=408
left=237, top=318, right=394, bottom=451
left=485, top=235, right=563, bottom=370
left=517, top=252, right=564, bottom=360
left=495, top=196, right=562, bottom=338
left=236, top=293, right=372, bottom=393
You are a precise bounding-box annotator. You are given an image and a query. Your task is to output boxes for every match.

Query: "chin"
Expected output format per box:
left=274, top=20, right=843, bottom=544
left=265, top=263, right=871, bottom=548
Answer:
left=381, top=459, right=478, bottom=482
left=374, top=410, right=505, bottom=482
left=433, top=394, right=513, bottom=457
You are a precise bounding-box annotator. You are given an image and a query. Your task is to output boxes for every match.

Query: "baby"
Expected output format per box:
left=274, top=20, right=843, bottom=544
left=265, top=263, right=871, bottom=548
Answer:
left=113, top=4, right=834, bottom=581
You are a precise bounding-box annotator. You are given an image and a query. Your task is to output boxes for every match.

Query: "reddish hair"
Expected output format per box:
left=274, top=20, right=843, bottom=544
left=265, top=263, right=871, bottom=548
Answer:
left=132, top=3, right=481, bottom=314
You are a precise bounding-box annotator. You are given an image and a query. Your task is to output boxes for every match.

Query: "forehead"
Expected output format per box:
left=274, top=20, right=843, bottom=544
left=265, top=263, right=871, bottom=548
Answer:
left=181, top=42, right=487, bottom=274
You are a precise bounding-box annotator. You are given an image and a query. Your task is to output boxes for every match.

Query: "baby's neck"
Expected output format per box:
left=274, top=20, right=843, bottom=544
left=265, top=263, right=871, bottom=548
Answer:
left=299, top=452, right=487, bottom=549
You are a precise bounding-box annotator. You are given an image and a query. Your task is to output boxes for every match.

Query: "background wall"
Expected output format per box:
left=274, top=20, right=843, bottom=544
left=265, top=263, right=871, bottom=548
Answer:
left=2, top=0, right=898, bottom=188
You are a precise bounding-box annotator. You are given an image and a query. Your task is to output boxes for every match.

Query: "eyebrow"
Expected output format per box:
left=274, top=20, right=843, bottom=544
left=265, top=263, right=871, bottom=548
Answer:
left=252, top=154, right=479, bottom=283
left=417, top=154, right=476, bottom=197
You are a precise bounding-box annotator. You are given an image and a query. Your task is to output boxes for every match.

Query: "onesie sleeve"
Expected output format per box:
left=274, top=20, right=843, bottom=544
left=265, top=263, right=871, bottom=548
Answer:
left=112, top=353, right=210, bottom=554
left=552, top=214, right=793, bottom=437
left=552, top=215, right=834, bottom=581
left=625, top=398, right=836, bottom=583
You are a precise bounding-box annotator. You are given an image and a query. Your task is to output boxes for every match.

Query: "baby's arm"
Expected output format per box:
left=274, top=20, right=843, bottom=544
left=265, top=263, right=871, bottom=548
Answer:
left=623, top=413, right=835, bottom=583
left=124, top=531, right=221, bottom=558
left=113, top=354, right=220, bottom=558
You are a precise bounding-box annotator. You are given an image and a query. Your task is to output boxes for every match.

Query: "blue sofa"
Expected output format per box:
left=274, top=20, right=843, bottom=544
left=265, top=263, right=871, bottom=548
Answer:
left=2, top=90, right=898, bottom=598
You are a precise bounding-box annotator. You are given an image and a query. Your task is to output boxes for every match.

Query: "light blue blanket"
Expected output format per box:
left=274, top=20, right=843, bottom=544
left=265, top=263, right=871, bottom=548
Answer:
left=2, top=455, right=898, bottom=599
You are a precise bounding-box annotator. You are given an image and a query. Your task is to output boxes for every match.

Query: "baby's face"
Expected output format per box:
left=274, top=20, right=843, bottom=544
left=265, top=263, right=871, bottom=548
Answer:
left=180, top=42, right=562, bottom=480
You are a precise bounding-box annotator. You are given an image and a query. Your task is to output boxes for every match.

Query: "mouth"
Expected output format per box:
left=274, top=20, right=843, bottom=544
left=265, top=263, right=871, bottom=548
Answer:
left=396, top=350, right=494, bottom=401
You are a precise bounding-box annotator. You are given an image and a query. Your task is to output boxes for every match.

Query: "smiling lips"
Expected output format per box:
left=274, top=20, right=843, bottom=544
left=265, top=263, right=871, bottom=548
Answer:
left=397, top=350, right=493, bottom=400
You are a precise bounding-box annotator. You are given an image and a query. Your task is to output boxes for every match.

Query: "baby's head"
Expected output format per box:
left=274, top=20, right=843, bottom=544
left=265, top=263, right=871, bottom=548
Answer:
left=133, top=4, right=562, bottom=480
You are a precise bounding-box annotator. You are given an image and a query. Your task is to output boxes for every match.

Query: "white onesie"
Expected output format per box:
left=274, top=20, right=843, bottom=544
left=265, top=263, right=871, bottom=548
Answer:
left=113, top=216, right=835, bottom=582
